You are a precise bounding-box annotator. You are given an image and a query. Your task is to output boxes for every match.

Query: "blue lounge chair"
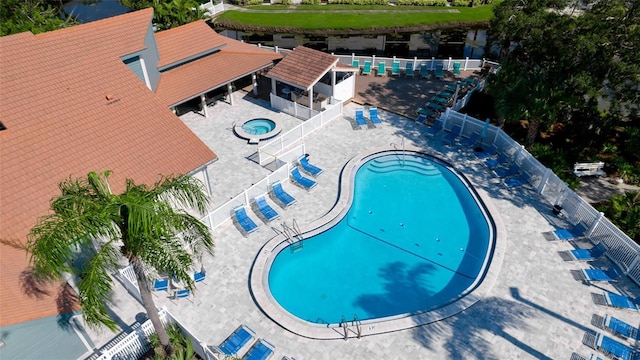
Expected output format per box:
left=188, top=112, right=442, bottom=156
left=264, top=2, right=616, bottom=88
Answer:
left=443, top=83, right=457, bottom=93
left=425, top=101, right=445, bottom=112
left=415, top=113, right=428, bottom=123
left=416, top=107, right=437, bottom=118
left=352, top=59, right=359, bottom=70
left=355, top=108, right=367, bottom=127
left=425, top=119, right=443, bottom=138
left=452, top=62, right=462, bottom=77
left=601, top=292, right=639, bottom=312
left=216, top=325, right=256, bottom=356
left=255, top=195, right=280, bottom=222
left=493, top=164, right=519, bottom=178
left=553, top=223, right=588, bottom=241
left=299, top=156, right=323, bottom=176
left=153, top=278, right=169, bottom=293
left=459, top=132, right=480, bottom=148
left=194, top=269, right=206, bottom=284
left=475, top=145, right=498, bottom=159
left=443, top=124, right=462, bottom=146
left=433, top=95, right=450, bottom=105
left=595, top=333, right=638, bottom=360
left=434, top=64, right=445, bottom=79
left=580, top=264, right=625, bottom=282
left=405, top=62, right=414, bottom=77
left=173, top=288, right=191, bottom=302
left=361, top=61, right=372, bottom=76
left=291, top=167, right=317, bottom=190
left=271, top=182, right=296, bottom=208
left=485, top=152, right=509, bottom=169
left=562, top=242, right=608, bottom=261
left=243, top=339, right=275, bottom=360
left=376, top=61, right=386, bottom=76
left=369, top=107, right=382, bottom=125
left=391, top=61, right=401, bottom=76
left=596, top=314, right=640, bottom=341
left=234, top=206, right=258, bottom=235
left=420, top=63, right=430, bottom=78
left=502, top=173, right=529, bottom=189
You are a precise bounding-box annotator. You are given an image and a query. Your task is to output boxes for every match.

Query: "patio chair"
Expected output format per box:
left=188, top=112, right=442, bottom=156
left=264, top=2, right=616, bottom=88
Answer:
left=254, top=195, right=280, bottom=222
left=442, top=124, right=462, bottom=146
left=433, top=95, right=450, bottom=105
left=425, top=119, right=444, bottom=138
left=577, top=264, right=625, bottom=283
left=193, top=268, right=206, bottom=284
left=270, top=181, right=297, bottom=208
left=434, top=64, right=445, bottom=79
left=474, top=145, right=498, bottom=160
left=233, top=206, right=259, bottom=235
left=152, top=278, right=169, bottom=294
left=369, top=107, right=382, bottom=126
left=599, top=292, right=639, bottom=312
left=355, top=108, right=368, bottom=127
left=215, top=325, right=256, bottom=356
left=405, top=62, right=415, bottom=78
left=298, top=155, right=323, bottom=176
left=461, top=77, right=479, bottom=88
left=291, top=167, right=317, bottom=190
left=243, top=339, right=276, bottom=360
left=485, top=152, right=510, bottom=169
left=459, top=132, right=480, bottom=148
left=551, top=222, right=588, bottom=241
left=362, top=61, right=372, bottom=76
left=172, top=288, right=191, bottom=302
left=352, top=59, right=359, bottom=70
left=502, top=173, right=530, bottom=189
left=425, top=101, right=445, bottom=112
left=415, top=113, right=428, bottom=124
left=593, top=314, right=640, bottom=341
left=420, top=63, right=430, bottom=79
left=376, top=61, right=386, bottom=76
left=591, top=333, right=639, bottom=360
left=493, top=164, right=519, bottom=178
left=452, top=62, right=462, bottom=77
left=559, top=242, right=608, bottom=262
left=391, top=61, right=401, bottom=76
left=443, top=83, right=458, bottom=94
left=416, top=107, right=437, bottom=118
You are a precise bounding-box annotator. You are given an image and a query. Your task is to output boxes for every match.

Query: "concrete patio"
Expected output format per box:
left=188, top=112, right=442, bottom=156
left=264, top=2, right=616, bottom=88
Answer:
left=82, top=86, right=640, bottom=360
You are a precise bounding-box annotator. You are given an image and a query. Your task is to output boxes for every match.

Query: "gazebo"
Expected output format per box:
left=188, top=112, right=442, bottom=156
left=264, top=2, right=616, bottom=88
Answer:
left=266, top=46, right=357, bottom=111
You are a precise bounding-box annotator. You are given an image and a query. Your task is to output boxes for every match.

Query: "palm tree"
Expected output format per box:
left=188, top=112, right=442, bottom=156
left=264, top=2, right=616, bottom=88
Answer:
left=27, top=171, right=214, bottom=356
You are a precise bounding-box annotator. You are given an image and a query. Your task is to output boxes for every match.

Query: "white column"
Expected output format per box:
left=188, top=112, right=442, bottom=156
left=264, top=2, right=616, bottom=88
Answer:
left=203, top=165, right=212, bottom=196
left=200, top=94, right=209, bottom=118
left=448, top=57, right=452, bottom=70
left=227, top=83, right=234, bottom=106
left=464, top=57, right=469, bottom=70
left=413, top=56, right=418, bottom=71
left=308, top=87, right=314, bottom=110
left=252, top=73, right=258, bottom=96
left=331, top=70, right=336, bottom=95
left=431, top=57, right=435, bottom=71
left=271, top=78, right=276, bottom=94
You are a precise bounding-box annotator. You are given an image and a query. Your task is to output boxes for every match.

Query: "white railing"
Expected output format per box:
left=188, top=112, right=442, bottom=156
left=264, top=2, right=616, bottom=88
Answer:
left=451, top=79, right=486, bottom=112
left=93, top=309, right=218, bottom=360
left=200, top=1, right=225, bottom=16
left=260, top=99, right=342, bottom=166
left=444, top=108, right=640, bottom=286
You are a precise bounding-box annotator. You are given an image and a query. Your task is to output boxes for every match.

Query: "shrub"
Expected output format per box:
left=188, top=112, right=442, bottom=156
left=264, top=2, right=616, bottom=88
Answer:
left=452, top=0, right=470, bottom=5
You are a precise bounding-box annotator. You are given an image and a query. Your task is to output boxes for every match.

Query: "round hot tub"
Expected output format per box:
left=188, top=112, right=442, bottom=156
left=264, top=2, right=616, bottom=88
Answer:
left=234, top=118, right=281, bottom=143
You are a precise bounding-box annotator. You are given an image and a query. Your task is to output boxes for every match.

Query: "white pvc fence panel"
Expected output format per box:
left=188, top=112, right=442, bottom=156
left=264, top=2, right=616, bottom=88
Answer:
left=95, top=310, right=169, bottom=360
left=270, top=93, right=318, bottom=120
left=200, top=1, right=224, bottom=16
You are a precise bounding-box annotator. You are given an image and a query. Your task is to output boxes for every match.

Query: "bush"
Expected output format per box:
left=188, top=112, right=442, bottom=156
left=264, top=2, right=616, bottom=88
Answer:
left=452, top=0, right=470, bottom=6
left=529, top=143, right=580, bottom=189
left=301, top=0, right=322, bottom=4
left=395, top=0, right=447, bottom=5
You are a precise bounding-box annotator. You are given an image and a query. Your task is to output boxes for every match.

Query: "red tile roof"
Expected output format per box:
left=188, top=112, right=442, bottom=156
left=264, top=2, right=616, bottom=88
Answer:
left=155, top=20, right=228, bottom=69
left=266, top=46, right=339, bottom=90
left=154, top=26, right=282, bottom=106
left=0, top=10, right=217, bottom=326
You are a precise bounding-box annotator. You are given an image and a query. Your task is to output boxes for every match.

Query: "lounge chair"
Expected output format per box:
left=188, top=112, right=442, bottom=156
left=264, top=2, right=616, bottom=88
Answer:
left=416, top=107, right=437, bottom=118
left=459, top=132, right=480, bottom=148
left=299, top=155, right=323, bottom=176
left=559, top=242, right=608, bottom=262
left=593, top=314, right=640, bottom=341
left=443, top=83, right=457, bottom=93
left=493, top=164, right=519, bottom=178
left=376, top=61, right=386, bottom=76
left=485, top=152, right=510, bottom=169
left=425, top=101, right=445, bottom=112
left=461, top=77, right=479, bottom=88
left=271, top=181, right=296, bottom=208
left=433, top=95, right=450, bottom=105
left=420, top=63, right=430, bottom=78
left=152, top=278, right=169, bottom=293
left=255, top=195, right=280, bottom=222
left=194, top=269, right=206, bottom=284
left=434, top=64, right=445, bottom=79
left=443, top=124, right=462, bottom=146
left=215, top=325, right=256, bottom=356
left=355, top=108, right=368, bottom=127
left=552, top=223, right=588, bottom=241
left=361, top=61, right=372, bottom=76
left=405, top=62, right=415, bottom=77
left=291, top=167, right=317, bottom=190
left=243, top=339, right=275, bottom=360
left=502, top=173, right=530, bottom=189
left=415, top=113, right=428, bottom=123
left=452, top=62, right=462, bottom=77
left=369, top=107, right=382, bottom=126
left=352, top=59, right=359, bottom=70
left=589, top=333, right=639, bottom=360
left=578, top=264, right=624, bottom=283
left=172, top=289, right=191, bottom=302
left=391, top=61, right=401, bottom=76
left=599, top=292, right=639, bottom=311
left=233, top=206, right=259, bottom=235
left=474, top=145, right=498, bottom=159
left=425, top=120, right=444, bottom=138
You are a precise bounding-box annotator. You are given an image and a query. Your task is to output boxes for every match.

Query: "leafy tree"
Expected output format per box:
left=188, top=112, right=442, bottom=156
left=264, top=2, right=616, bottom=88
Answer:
left=121, top=0, right=206, bottom=30
left=596, top=191, right=640, bottom=242
left=27, top=171, right=214, bottom=356
left=0, top=0, right=77, bottom=36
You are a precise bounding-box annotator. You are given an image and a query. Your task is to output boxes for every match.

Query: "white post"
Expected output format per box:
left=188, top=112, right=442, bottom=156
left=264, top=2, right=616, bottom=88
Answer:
left=431, top=57, right=435, bottom=70
left=372, top=55, right=376, bottom=68
left=464, top=57, right=469, bottom=70
left=413, top=56, right=418, bottom=71
left=537, top=167, right=552, bottom=194
left=351, top=53, right=355, bottom=65
left=275, top=46, right=279, bottom=53
left=308, top=87, right=314, bottom=110
left=448, top=57, right=452, bottom=70
left=270, top=78, right=276, bottom=94
left=200, top=94, right=208, bottom=118
left=452, top=81, right=460, bottom=109
left=515, top=144, right=525, bottom=162
left=227, top=83, right=234, bottom=105
left=244, top=190, right=249, bottom=206
left=586, top=212, right=604, bottom=237
left=252, top=73, right=258, bottom=96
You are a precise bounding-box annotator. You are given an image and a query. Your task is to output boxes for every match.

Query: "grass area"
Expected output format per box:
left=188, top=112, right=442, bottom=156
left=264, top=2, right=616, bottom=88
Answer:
left=214, top=4, right=496, bottom=31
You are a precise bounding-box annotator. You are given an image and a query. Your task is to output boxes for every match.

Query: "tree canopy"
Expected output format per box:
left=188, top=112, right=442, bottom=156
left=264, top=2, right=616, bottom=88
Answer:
left=0, top=0, right=77, bottom=36
left=121, top=0, right=207, bottom=30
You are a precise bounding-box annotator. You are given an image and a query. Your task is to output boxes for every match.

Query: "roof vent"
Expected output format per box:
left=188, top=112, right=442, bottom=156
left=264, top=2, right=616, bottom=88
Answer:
left=0, top=122, right=6, bottom=131
left=105, top=94, right=114, bottom=101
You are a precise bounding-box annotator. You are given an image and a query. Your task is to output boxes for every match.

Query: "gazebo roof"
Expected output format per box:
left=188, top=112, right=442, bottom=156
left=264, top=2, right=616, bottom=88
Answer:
left=266, top=46, right=340, bottom=90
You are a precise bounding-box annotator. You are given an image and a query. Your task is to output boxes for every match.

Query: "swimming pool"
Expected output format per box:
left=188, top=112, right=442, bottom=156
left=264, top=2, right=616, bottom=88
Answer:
left=251, top=149, right=501, bottom=338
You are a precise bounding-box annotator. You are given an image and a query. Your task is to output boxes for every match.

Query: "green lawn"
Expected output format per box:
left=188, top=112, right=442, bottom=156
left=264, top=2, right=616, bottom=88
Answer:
left=214, top=4, right=497, bottom=31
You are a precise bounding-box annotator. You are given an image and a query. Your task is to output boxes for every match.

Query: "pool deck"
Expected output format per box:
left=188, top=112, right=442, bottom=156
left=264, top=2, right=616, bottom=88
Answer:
left=82, top=87, right=640, bottom=360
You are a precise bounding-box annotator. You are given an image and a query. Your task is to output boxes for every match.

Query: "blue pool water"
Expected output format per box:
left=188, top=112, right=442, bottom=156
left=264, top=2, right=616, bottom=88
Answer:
left=242, top=119, right=276, bottom=135
left=268, top=153, right=493, bottom=324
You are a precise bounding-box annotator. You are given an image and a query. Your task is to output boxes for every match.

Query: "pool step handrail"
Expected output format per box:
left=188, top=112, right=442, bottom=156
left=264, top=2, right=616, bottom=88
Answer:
left=340, top=315, right=349, bottom=341
left=353, top=314, right=362, bottom=339
left=292, top=219, right=304, bottom=241
left=282, top=222, right=304, bottom=251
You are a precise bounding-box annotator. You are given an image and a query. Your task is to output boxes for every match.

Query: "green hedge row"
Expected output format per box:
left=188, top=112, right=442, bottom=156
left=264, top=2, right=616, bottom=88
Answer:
left=452, top=0, right=470, bottom=5
left=328, top=0, right=388, bottom=4
left=395, top=0, right=448, bottom=5
left=301, top=0, right=322, bottom=4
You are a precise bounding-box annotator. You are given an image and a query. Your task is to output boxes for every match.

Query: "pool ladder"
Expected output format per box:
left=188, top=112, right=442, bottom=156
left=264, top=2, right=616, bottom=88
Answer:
left=339, top=314, right=362, bottom=341
left=281, top=220, right=304, bottom=251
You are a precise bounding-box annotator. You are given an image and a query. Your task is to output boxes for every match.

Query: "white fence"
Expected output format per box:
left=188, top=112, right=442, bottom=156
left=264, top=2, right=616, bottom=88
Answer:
left=333, top=54, right=486, bottom=73
left=260, top=98, right=343, bottom=166
left=199, top=1, right=225, bottom=16
left=443, top=109, right=640, bottom=286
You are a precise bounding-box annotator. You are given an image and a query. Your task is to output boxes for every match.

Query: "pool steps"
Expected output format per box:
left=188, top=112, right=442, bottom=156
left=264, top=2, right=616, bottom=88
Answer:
left=368, top=157, right=442, bottom=176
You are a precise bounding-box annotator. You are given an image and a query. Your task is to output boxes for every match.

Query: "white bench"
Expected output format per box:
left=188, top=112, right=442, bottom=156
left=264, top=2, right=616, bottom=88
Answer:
left=574, top=162, right=606, bottom=177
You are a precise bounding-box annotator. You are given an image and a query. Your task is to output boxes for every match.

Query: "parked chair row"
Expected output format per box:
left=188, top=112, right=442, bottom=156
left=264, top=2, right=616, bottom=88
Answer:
left=583, top=331, right=639, bottom=360
left=592, top=313, right=640, bottom=342
left=354, top=107, right=382, bottom=128
left=213, top=325, right=277, bottom=360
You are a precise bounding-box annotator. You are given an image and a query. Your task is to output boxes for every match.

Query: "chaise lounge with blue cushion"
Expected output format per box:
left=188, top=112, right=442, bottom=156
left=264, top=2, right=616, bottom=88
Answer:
left=442, top=124, right=461, bottom=146
left=560, top=242, right=608, bottom=262
left=291, top=167, right=317, bottom=190
left=243, top=339, right=276, bottom=360
left=594, top=314, right=640, bottom=341
left=579, top=264, right=625, bottom=283
left=425, top=119, right=444, bottom=138
left=369, top=107, right=382, bottom=126
left=254, top=195, right=279, bottom=222
left=270, top=181, right=297, bottom=208
left=459, top=132, right=480, bottom=148
left=591, top=333, right=639, bottom=360
left=355, top=108, right=367, bottom=128
left=299, top=156, right=323, bottom=176
left=600, top=291, right=639, bottom=312
left=215, top=325, right=256, bottom=356
left=552, top=222, right=588, bottom=241
left=434, top=64, right=445, bottom=79
left=361, top=61, right=372, bottom=75
left=391, top=61, right=401, bottom=76
left=405, top=62, right=415, bottom=77
left=233, top=206, right=258, bottom=235
left=502, top=173, right=530, bottom=189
